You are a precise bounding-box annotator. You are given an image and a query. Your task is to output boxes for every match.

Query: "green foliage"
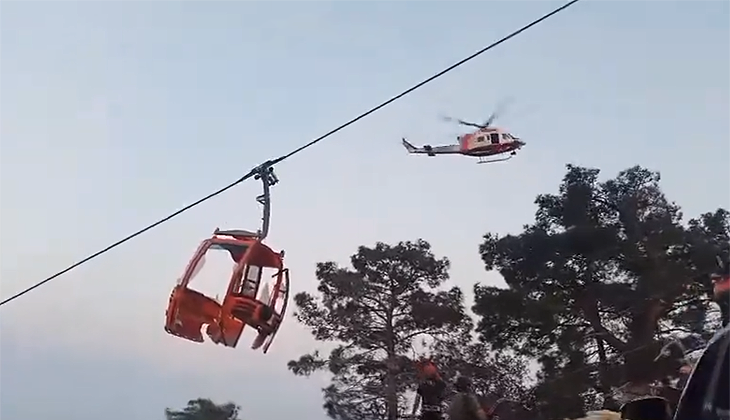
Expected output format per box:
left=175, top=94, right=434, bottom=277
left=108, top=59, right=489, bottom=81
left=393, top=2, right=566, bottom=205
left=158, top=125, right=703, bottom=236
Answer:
left=474, top=164, right=728, bottom=419
left=165, top=399, right=240, bottom=420
left=429, top=334, right=530, bottom=401
left=283, top=164, right=727, bottom=420
left=288, top=240, right=468, bottom=420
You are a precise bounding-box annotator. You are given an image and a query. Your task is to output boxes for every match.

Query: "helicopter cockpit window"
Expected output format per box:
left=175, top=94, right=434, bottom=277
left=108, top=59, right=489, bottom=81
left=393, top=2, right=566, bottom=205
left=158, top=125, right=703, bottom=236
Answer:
left=502, top=133, right=511, bottom=140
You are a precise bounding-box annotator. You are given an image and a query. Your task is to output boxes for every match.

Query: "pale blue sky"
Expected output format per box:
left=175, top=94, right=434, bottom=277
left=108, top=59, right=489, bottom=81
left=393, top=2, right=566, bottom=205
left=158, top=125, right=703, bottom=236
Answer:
left=1, top=1, right=728, bottom=419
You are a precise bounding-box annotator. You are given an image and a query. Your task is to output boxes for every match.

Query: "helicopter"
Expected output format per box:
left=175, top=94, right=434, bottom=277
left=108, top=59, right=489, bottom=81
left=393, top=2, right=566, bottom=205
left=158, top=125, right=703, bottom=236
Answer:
left=401, top=109, right=525, bottom=164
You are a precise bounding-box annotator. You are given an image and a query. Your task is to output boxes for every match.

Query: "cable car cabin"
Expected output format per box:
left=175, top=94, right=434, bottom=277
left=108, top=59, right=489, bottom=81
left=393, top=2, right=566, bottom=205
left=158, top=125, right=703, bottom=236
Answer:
left=164, top=229, right=290, bottom=354
left=460, top=128, right=520, bottom=153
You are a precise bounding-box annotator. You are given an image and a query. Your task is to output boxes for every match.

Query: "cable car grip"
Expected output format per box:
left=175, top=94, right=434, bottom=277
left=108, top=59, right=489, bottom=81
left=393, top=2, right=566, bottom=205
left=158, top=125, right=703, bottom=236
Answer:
left=252, top=163, right=279, bottom=241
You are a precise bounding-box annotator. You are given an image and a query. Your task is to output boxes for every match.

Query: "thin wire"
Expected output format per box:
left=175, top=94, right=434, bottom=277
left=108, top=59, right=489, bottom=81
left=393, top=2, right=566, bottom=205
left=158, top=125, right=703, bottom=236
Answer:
left=0, top=169, right=258, bottom=307
left=0, top=0, right=582, bottom=308
left=270, top=0, right=582, bottom=164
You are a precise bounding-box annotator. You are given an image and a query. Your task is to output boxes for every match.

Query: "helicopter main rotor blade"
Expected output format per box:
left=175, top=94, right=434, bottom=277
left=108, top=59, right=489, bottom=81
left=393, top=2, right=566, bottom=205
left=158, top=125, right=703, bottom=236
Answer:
left=441, top=115, right=484, bottom=129
left=482, top=97, right=514, bottom=128
left=459, top=120, right=484, bottom=129
left=483, top=112, right=497, bottom=128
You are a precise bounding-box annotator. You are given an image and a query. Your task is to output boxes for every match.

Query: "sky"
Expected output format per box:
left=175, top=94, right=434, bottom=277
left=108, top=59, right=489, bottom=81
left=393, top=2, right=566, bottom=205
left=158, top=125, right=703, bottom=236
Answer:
left=0, top=1, right=728, bottom=419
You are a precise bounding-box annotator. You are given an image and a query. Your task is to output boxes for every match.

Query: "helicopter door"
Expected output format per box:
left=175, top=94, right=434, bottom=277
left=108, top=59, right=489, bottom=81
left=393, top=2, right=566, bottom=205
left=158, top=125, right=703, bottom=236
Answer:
left=489, top=133, right=500, bottom=144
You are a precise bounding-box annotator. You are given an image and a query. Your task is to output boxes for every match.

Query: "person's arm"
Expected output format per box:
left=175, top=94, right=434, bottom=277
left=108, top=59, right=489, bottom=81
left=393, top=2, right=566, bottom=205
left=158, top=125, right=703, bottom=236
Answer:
left=468, top=395, right=488, bottom=420
left=435, top=378, right=447, bottom=397
left=475, top=407, right=488, bottom=420
left=411, top=385, right=423, bottom=417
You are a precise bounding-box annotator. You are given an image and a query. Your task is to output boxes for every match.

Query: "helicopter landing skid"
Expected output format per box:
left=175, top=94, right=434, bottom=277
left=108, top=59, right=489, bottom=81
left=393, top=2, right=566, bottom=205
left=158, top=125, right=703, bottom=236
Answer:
left=477, top=154, right=514, bottom=164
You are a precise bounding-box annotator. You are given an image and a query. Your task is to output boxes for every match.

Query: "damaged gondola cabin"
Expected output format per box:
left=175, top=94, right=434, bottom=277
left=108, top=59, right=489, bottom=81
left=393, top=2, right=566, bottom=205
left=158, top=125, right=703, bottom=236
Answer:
left=164, top=165, right=289, bottom=354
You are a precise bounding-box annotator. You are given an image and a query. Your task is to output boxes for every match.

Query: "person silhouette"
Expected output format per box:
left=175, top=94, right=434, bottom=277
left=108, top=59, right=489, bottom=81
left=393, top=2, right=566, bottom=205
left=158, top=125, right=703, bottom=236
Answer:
left=412, top=361, right=447, bottom=420
left=447, top=376, right=487, bottom=420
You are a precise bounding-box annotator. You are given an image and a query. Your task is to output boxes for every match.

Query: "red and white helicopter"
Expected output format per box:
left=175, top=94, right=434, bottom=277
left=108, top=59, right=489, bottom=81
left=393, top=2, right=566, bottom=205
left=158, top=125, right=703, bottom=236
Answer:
left=401, top=110, right=525, bottom=164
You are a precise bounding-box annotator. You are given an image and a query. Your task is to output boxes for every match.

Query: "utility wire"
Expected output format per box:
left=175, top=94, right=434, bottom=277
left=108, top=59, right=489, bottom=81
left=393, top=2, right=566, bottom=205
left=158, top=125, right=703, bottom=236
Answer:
left=269, top=0, right=582, bottom=164
left=0, top=0, right=582, bottom=308
left=0, top=171, right=258, bottom=307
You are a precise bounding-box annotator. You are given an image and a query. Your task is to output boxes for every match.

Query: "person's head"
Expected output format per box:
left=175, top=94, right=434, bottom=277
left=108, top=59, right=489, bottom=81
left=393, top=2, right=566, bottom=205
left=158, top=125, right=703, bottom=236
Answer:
left=422, top=363, right=439, bottom=379
left=416, top=359, right=440, bottom=380
left=454, top=376, right=472, bottom=392
left=619, top=396, right=672, bottom=420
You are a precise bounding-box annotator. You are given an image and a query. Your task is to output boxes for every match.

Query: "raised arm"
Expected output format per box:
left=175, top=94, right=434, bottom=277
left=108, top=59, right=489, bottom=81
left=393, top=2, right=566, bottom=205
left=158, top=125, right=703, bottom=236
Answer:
left=411, top=393, right=422, bottom=418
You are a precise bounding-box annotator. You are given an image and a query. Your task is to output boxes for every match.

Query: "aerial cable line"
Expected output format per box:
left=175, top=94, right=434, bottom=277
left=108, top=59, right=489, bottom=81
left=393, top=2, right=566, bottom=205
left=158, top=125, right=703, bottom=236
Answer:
left=269, top=0, right=582, bottom=164
left=0, top=0, right=582, bottom=308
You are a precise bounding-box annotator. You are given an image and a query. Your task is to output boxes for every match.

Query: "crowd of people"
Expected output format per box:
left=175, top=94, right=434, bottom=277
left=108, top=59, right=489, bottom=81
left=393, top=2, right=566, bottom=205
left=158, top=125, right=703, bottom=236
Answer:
left=409, top=259, right=730, bottom=420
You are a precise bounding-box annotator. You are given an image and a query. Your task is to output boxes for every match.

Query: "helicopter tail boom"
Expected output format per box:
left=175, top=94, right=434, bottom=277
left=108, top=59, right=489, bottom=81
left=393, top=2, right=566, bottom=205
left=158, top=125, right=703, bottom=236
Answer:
left=402, top=138, right=461, bottom=157
left=402, top=138, right=436, bottom=156
left=401, top=138, right=420, bottom=153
